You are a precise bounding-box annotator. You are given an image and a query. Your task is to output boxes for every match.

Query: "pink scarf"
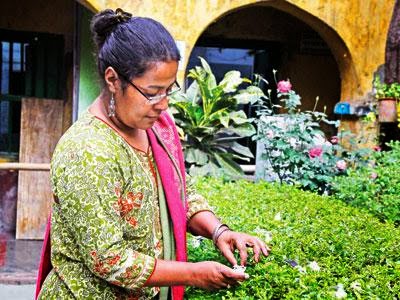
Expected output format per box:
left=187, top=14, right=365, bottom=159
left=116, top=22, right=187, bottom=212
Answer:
left=35, top=112, right=188, bottom=299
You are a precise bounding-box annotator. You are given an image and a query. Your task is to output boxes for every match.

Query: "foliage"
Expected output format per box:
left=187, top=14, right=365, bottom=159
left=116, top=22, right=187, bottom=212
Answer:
left=331, top=141, right=400, bottom=225
left=253, top=75, right=372, bottom=193
left=186, top=177, right=400, bottom=299
left=373, top=75, right=400, bottom=127
left=169, top=57, right=265, bottom=178
left=373, top=75, right=400, bottom=99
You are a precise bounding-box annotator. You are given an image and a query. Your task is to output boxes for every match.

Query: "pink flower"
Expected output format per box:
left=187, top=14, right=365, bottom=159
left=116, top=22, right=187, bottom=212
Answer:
left=373, top=146, right=381, bottom=152
left=370, top=172, right=378, bottom=180
left=308, top=146, right=323, bottom=158
left=277, top=80, right=292, bottom=93
left=266, top=130, right=274, bottom=139
left=330, top=136, right=339, bottom=145
left=336, top=160, right=347, bottom=171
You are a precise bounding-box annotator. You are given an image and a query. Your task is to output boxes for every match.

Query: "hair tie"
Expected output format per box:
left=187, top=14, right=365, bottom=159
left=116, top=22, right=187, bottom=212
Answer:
left=115, top=8, right=132, bottom=23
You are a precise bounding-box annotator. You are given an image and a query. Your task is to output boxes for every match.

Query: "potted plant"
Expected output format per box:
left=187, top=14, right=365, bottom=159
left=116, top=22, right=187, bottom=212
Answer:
left=373, top=75, right=400, bottom=123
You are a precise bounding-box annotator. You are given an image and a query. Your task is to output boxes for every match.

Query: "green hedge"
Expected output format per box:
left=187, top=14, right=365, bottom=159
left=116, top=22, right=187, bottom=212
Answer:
left=331, top=141, right=400, bottom=224
left=186, top=178, right=400, bottom=299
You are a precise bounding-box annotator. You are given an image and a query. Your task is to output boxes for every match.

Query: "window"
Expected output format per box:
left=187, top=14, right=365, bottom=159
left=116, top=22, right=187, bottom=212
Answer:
left=0, top=29, right=64, bottom=156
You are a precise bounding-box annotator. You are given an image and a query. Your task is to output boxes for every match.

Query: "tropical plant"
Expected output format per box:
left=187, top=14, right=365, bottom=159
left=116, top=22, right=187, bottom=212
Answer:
left=169, top=57, right=265, bottom=177
left=186, top=177, right=400, bottom=299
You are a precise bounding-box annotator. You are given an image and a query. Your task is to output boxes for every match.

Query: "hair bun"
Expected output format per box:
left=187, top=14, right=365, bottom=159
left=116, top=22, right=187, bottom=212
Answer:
left=115, top=8, right=132, bottom=23
left=90, top=8, right=131, bottom=50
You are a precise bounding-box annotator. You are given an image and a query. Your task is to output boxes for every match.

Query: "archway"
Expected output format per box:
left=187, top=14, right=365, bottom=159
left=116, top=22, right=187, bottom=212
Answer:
left=186, top=1, right=355, bottom=161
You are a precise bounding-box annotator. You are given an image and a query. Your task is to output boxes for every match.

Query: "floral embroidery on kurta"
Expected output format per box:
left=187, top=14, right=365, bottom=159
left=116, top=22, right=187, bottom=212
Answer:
left=38, top=112, right=211, bottom=300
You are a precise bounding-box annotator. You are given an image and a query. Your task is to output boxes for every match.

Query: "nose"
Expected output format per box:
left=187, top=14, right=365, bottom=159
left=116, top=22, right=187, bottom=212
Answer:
left=154, top=95, right=169, bottom=111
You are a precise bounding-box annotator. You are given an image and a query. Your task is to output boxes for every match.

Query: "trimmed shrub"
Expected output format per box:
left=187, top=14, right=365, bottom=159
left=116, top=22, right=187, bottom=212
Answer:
left=187, top=178, right=400, bottom=299
left=331, top=141, right=400, bottom=225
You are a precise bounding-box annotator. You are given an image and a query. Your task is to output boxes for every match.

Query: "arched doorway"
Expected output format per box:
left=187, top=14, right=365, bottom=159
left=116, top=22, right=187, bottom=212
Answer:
left=186, top=2, right=350, bottom=162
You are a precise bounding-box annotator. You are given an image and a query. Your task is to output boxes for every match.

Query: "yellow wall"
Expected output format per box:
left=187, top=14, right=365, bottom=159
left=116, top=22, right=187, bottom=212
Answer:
left=83, top=0, right=394, bottom=105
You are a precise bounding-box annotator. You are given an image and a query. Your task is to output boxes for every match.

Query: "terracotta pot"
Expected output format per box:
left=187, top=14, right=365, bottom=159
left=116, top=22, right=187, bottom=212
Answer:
left=378, top=98, right=398, bottom=122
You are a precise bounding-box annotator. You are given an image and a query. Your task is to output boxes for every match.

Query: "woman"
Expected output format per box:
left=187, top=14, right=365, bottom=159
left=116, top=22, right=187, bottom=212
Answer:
left=36, top=8, right=269, bottom=300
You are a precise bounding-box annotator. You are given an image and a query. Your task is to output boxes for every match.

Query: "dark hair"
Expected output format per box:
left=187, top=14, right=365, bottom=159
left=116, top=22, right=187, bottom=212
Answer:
left=90, top=8, right=180, bottom=88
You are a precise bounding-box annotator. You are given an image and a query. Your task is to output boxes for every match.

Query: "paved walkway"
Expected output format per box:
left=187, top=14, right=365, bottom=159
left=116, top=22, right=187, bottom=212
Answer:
left=0, top=284, right=35, bottom=299
left=0, top=233, right=41, bottom=299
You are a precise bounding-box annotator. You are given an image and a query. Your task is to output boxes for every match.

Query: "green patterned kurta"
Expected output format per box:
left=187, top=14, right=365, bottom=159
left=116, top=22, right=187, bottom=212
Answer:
left=38, top=112, right=211, bottom=299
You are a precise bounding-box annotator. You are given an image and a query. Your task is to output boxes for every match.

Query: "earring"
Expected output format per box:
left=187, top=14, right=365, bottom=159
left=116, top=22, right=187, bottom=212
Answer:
left=108, top=93, right=116, bottom=117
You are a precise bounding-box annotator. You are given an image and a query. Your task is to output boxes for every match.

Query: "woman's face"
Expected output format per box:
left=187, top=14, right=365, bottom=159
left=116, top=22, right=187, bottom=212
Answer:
left=110, top=60, right=179, bottom=130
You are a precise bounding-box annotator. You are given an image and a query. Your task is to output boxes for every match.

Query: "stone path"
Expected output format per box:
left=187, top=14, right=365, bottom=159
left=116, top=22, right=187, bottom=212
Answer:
left=0, top=233, right=41, bottom=299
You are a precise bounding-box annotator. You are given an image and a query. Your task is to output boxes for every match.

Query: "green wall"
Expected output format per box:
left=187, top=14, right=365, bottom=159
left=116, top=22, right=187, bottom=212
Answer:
left=78, top=6, right=100, bottom=116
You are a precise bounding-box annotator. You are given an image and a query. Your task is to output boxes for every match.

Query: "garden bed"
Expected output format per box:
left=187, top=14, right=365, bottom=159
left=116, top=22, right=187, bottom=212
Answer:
left=187, top=178, right=400, bottom=299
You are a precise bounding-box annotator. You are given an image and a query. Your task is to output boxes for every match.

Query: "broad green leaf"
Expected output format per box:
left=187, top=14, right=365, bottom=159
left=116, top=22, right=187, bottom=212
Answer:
left=198, top=57, right=217, bottom=90
left=233, top=86, right=265, bottom=104
left=214, top=153, right=243, bottom=176
left=169, top=90, right=188, bottom=104
left=219, top=70, right=243, bottom=93
left=185, top=148, right=208, bottom=164
left=198, top=56, right=212, bottom=74
left=189, top=162, right=221, bottom=177
left=186, top=80, right=200, bottom=104
left=220, top=114, right=230, bottom=128
left=230, top=110, right=249, bottom=125
left=231, top=141, right=254, bottom=158
left=226, top=123, right=256, bottom=137
left=231, top=154, right=251, bottom=162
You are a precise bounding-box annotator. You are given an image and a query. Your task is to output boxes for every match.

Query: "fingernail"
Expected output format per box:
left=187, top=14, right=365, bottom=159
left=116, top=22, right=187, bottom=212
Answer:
left=244, top=273, right=249, bottom=279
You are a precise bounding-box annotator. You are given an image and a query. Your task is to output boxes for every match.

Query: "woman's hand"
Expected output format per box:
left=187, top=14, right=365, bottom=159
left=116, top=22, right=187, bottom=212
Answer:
left=191, top=261, right=246, bottom=290
left=215, top=231, right=270, bottom=266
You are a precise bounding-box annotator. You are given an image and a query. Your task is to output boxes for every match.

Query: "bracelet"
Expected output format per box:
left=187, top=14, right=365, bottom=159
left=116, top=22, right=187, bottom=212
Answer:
left=211, top=223, right=230, bottom=245
left=211, top=223, right=225, bottom=242
left=214, top=227, right=231, bottom=246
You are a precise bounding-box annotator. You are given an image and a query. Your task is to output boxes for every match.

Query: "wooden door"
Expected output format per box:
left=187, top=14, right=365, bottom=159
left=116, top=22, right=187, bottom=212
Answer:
left=16, top=98, right=63, bottom=239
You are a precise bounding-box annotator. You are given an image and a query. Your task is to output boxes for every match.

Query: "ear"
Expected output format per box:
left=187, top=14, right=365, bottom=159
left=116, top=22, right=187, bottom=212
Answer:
left=104, top=67, right=120, bottom=94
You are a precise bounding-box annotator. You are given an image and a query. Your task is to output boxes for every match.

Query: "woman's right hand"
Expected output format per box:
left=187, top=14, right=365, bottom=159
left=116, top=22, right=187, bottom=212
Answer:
left=190, top=261, right=246, bottom=290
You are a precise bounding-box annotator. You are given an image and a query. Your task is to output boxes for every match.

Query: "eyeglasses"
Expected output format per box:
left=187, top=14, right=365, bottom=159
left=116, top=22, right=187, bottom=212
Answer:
left=117, top=72, right=181, bottom=105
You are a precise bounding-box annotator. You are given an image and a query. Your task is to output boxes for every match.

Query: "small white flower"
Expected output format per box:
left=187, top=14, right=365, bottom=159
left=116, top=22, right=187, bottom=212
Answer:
left=271, top=150, right=281, bottom=157
left=191, top=236, right=204, bottom=248
left=308, top=261, right=320, bottom=272
left=335, top=284, right=347, bottom=299
left=350, top=281, right=362, bottom=292
left=274, top=212, right=282, bottom=221
left=312, top=134, right=326, bottom=146
left=289, top=137, right=298, bottom=147
left=294, top=265, right=306, bottom=274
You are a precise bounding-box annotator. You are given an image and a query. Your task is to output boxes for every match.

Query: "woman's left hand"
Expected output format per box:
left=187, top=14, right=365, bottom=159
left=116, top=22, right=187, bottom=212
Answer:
left=215, top=231, right=270, bottom=266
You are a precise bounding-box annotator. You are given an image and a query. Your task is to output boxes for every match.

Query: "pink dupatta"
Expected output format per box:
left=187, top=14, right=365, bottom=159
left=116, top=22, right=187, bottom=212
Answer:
left=35, top=111, right=188, bottom=300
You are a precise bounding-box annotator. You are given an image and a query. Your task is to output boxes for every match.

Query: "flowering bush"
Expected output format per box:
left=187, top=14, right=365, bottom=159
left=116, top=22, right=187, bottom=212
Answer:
left=186, top=178, right=400, bottom=299
left=254, top=74, right=371, bottom=193
left=331, top=141, right=400, bottom=225
left=277, top=79, right=292, bottom=93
